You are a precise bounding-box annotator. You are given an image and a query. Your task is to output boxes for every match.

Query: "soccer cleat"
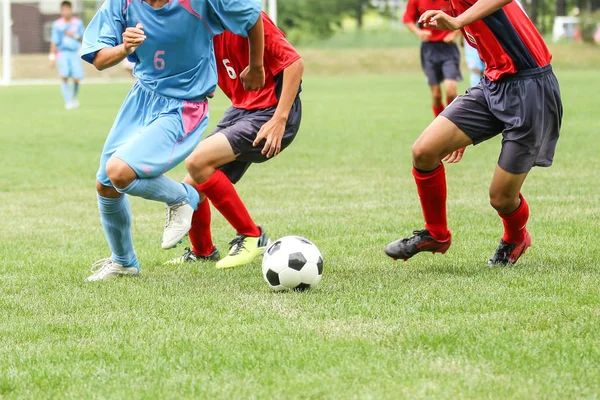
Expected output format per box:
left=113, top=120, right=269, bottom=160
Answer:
left=71, top=99, right=80, bottom=109
left=164, top=247, right=221, bottom=265
left=488, top=231, right=531, bottom=267
left=86, top=258, right=139, bottom=282
left=385, top=229, right=452, bottom=261
left=216, top=227, right=269, bottom=269
left=162, top=201, right=195, bottom=249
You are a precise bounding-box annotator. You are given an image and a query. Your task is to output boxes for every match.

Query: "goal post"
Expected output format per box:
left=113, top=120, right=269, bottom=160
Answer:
left=262, top=0, right=277, bottom=25
left=1, top=0, right=11, bottom=85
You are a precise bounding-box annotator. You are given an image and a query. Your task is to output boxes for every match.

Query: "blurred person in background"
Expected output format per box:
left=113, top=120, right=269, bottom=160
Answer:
left=403, top=0, right=462, bottom=117
left=49, top=1, right=85, bottom=110
left=463, top=37, right=484, bottom=86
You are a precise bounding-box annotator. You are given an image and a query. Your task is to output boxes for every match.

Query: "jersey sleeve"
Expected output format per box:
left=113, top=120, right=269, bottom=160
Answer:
left=402, top=0, right=419, bottom=23
left=81, top=0, right=125, bottom=64
left=262, top=13, right=301, bottom=76
left=51, top=22, right=60, bottom=46
left=77, top=19, right=85, bottom=39
left=204, top=0, right=261, bottom=37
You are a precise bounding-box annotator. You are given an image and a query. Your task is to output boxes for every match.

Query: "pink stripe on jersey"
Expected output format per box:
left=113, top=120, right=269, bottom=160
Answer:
left=159, top=100, right=209, bottom=175
left=182, top=100, right=208, bottom=134
left=178, top=0, right=214, bottom=34
left=123, top=0, right=134, bottom=14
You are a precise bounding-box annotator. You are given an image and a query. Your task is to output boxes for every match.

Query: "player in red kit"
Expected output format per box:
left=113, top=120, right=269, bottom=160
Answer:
left=165, top=12, right=304, bottom=269
left=385, top=0, right=562, bottom=266
left=403, top=0, right=462, bottom=117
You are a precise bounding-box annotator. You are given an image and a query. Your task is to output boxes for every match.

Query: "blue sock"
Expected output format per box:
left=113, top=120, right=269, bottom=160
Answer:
left=98, top=194, right=139, bottom=268
left=118, top=176, right=199, bottom=210
left=60, top=82, right=72, bottom=105
left=73, top=82, right=80, bottom=99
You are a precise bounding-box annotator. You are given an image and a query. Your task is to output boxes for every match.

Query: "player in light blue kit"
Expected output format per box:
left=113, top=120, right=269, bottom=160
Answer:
left=463, top=37, right=485, bottom=87
left=49, top=1, right=85, bottom=109
left=81, top=0, right=265, bottom=281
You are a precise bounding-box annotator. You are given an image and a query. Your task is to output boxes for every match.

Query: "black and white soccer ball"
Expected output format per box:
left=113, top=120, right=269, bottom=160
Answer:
left=262, top=236, right=323, bottom=291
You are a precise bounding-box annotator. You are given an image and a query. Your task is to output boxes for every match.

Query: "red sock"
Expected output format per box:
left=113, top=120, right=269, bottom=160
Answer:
left=197, top=170, right=260, bottom=237
left=432, top=104, right=445, bottom=117
left=446, top=97, right=455, bottom=107
left=499, top=194, right=529, bottom=244
left=413, top=164, right=450, bottom=241
left=189, top=197, right=215, bottom=256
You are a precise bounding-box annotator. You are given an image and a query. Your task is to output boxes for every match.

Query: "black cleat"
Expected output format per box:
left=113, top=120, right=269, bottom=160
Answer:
left=385, top=229, right=452, bottom=261
left=488, top=231, right=531, bottom=266
left=164, top=247, right=220, bottom=265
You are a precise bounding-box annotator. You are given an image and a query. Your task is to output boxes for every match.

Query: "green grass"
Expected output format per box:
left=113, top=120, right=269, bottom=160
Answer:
left=1, top=70, right=600, bottom=399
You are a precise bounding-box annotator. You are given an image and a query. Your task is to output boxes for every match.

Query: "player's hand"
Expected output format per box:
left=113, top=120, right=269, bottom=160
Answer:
left=65, top=30, right=75, bottom=37
left=443, top=31, right=458, bottom=43
left=49, top=59, right=55, bottom=68
left=253, top=116, right=286, bottom=158
left=240, top=65, right=265, bottom=92
left=417, top=29, right=432, bottom=42
left=443, top=147, right=466, bottom=163
left=419, top=10, right=462, bottom=31
left=122, top=23, right=146, bottom=55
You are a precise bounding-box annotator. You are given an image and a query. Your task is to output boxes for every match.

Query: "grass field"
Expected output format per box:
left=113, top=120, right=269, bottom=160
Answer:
left=1, top=69, right=600, bottom=399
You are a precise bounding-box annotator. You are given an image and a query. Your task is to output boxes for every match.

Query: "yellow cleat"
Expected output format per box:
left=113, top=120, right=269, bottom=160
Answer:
left=216, top=227, right=269, bottom=269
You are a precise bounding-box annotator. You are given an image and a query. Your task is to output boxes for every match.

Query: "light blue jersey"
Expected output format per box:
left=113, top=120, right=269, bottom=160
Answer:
left=51, top=17, right=84, bottom=52
left=81, top=0, right=260, bottom=101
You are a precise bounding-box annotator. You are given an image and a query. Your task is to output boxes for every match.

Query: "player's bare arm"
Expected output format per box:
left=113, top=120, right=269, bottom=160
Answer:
left=419, top=0, right=513, bottom=30
left=405, top=22, right=432, bottom=42
left=92, top=23, right=145, bottom=71
left=49, top=43, right=57, bottom=67
left=240, top=15, right=265, bottom=92
left=253, top=58, right=305, bottom=158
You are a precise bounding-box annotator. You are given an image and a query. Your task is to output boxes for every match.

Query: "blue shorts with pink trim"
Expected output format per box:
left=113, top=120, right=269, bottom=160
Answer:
left=96, top=81, right=209, bottom=187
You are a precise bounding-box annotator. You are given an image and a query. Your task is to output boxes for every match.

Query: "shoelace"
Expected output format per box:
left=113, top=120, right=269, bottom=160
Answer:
left=181, top=247, right=196, bottom=261
left=228, top=235, right=247, bottom=256
left=492, top=241, right=512, bottom=261
left=90, top=258, right=111, bottom=273
left=401, top=230, right=428, bottom=245
left=165, top=202, right=188, bottom=229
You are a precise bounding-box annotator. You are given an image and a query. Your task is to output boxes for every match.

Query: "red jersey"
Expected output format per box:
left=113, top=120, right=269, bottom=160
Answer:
left=213, top=12, right=301, bottom=110
left=451, top=0, right=552, bottom=81
left=403, top=0, right=453, bottom=42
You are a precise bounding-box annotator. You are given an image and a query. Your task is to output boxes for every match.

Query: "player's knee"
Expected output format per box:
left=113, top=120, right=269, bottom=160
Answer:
left=186, top=157, right=213, bottom=184
left=412, top=141, right=438, bottom=169
left=106, top=158, right=135, bottom=189
left=96, top=181, right=120, bottom=198
left=489, top=191, right=519, bottom=214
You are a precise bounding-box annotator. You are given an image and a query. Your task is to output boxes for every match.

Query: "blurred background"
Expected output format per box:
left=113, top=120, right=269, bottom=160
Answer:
left=0, top=0, right=598, bottom=83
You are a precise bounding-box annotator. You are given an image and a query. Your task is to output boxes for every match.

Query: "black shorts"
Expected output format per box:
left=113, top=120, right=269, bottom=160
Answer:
left=441, top=65, right=562, bottom=175
left=212, top=97, right=302, bottom=184
left=420, top=42, right=462, bottom=86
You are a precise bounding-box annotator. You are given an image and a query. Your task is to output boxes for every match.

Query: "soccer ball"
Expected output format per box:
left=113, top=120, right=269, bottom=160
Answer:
left=262, top=236, right=323, bottom=291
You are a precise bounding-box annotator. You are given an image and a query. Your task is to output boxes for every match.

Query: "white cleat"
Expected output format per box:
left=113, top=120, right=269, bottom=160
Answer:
left=162, top=201, right=194, bottom=249
left=71, top=99, right=80, bottom=109
left=86, top=258, right=139, bottom=282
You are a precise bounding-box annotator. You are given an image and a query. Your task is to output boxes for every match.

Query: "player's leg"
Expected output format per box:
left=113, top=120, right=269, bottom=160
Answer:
left=487, top=166, right=531, bottom=266
left=112, top=101, right=208, bottom=249
left=87, top=91, right=146, bottom=281
left=385, top=117, right=471, bottom=260
left=443, top=79, right=458, bottom=105
left=385, top=84, right=504, bottom=261
left=487, top=67, right=562, bottom=266
left=70, top=53, right=84, bottom=108
left=440, top=44, right=462, bottom=106
left=430, top=84, right=445, bottom=117
left=185, top=132, right=267, bottom=269
left=57, top=52, right=73, bottom=108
